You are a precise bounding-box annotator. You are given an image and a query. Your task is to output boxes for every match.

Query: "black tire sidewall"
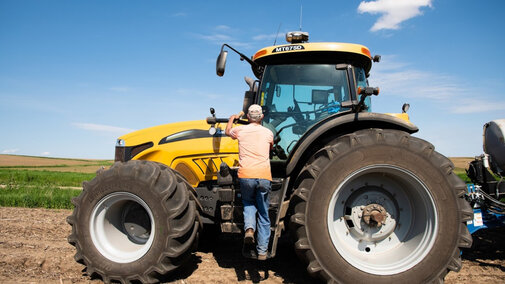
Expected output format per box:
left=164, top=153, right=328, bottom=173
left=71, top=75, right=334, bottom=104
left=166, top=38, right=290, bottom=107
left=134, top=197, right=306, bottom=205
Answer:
left=306, top=143, right=460, bottom=283
left=76, top=171, right=173, bottom=276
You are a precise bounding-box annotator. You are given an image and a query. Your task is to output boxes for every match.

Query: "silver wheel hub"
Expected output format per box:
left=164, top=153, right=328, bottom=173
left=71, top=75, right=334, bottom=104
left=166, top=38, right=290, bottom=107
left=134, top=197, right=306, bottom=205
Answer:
left=90, top=192, right=155, bottom=263
left=346, top=187, right=397, bottom=243
left=327, top=165, right=438, bottom=275
left=362, top=203, right=387, bottom=227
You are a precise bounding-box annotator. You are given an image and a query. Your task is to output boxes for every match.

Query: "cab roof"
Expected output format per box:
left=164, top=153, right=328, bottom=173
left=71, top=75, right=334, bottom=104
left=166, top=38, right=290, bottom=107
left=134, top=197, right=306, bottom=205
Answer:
left=252, top=42, right=373, bottom=74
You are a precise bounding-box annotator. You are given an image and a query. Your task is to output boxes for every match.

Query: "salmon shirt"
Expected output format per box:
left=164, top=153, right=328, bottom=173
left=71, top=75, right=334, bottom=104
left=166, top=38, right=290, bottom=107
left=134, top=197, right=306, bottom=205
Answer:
left=228, top=123, right=274, bottom=181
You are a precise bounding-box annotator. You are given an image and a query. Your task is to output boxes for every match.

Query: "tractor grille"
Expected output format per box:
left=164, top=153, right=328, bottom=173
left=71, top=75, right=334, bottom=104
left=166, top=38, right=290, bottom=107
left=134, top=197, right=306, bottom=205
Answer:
left=115, top=146, right=128, bottom=162
left=115, top=142, right=153, bottom=162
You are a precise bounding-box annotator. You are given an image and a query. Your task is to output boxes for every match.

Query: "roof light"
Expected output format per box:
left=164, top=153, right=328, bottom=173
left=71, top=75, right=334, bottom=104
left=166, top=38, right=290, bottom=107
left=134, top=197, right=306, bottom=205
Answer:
left=361, top=47, right=371, bottom=58
left=253, top=49, right=267, bottom=60
left=286, top=31, right=309, bottom=43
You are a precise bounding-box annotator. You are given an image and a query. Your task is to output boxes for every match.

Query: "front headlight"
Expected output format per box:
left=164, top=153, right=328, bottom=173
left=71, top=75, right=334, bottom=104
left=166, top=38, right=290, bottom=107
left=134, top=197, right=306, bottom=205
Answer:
left=116, top=139, right=125, bottom=147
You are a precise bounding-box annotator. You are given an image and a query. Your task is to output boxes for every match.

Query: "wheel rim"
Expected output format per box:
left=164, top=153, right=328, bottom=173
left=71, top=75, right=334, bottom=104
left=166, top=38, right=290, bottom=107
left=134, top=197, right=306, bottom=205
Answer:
left=326, top=165, right=438, bottom=275
left=90, top=192, right=155, bottom=263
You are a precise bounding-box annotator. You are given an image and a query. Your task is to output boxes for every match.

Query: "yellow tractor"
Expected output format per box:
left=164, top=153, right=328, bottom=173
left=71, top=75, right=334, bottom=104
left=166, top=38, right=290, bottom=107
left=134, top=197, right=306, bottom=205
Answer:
left=68, top=31, right=472, bottom=283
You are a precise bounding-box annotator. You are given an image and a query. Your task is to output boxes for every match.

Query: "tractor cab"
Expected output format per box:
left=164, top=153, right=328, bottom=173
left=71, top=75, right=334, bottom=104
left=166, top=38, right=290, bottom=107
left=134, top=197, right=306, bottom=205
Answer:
left=217, top=31, right=379, bottom=158
left=258, top=63, right=368, bottom=156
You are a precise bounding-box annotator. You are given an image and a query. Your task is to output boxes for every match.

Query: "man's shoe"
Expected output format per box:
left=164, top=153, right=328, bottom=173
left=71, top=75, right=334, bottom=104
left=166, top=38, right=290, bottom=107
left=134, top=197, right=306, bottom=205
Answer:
left=257, top=253, right=267, bottom=261
left=244, top=228, right=255, bottom=244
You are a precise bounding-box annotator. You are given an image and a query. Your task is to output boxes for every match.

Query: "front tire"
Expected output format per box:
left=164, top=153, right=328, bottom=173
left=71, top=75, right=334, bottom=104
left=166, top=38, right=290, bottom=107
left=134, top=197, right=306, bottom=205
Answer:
left=290, top=129, right=473, bottom=283
left=67, top=160, right=200, bottom=283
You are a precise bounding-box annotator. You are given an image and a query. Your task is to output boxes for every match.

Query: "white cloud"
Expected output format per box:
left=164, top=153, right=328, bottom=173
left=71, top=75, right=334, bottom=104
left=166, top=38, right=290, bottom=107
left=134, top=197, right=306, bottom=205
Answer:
left=252, top=33, right=277, bottom=41
left=2, top=149, right=19, bottom=154
left=192, top=25, right=254, bottom=49
left=449, top=99, right=505, bottom=114
left=369, top=55, right=505, bottom=114
left=73, top=123, right=135, bottom=135
left=215, top=25, right=232, bottom=31
left=371, top=69, right=460, bottom=100
left=193, top=32, right=253, bottom=49
left=40, top=152, right=51, bottom=156
left=196, top=33, right=233, bottom=42
left=175, top=88, right=224, bottom=100
left=358, top=0, right=433, bottom=31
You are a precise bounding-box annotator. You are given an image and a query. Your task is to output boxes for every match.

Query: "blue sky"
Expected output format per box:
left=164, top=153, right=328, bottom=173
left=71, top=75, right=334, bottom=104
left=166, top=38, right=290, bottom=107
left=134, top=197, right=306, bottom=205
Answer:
left=1, top=0, right=504, bottom=159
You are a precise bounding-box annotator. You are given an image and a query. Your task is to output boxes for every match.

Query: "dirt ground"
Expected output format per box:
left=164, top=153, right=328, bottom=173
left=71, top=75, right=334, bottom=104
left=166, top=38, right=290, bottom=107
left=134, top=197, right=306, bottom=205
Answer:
left=0, top=154, right=109, bottom=173
left=449, top=157, right=474, bottom=171
left=0, top=155, right=101, bottom=167
left=0, top=207, right=504, bottom=284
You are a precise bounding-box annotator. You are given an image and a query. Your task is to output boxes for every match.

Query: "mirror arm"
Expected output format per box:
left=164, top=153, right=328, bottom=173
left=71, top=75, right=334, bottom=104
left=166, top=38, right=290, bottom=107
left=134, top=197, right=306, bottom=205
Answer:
left=355, top=87, right=380, bottom=112
left=221, top=44, right=258, bottom=69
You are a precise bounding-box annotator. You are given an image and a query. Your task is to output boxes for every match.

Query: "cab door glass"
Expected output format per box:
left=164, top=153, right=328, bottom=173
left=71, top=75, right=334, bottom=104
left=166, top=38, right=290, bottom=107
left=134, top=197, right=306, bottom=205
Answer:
left=354, top=67, right=371, bottom=110
left=260, top=64, right=351, bottom=158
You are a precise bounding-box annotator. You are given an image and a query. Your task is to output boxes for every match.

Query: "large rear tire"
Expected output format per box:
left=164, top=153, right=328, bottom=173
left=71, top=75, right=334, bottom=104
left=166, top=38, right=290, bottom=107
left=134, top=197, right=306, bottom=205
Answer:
left=290, top=129, right=473, bottom=283
left=67, top=160, right=200, bottom=283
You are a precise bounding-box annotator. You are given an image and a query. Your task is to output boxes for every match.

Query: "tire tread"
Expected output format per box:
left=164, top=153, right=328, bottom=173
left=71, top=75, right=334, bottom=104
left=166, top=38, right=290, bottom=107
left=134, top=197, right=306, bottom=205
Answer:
left=67, top=160, right=200, bottom=283
left=289, top=129, right=472, bottom=283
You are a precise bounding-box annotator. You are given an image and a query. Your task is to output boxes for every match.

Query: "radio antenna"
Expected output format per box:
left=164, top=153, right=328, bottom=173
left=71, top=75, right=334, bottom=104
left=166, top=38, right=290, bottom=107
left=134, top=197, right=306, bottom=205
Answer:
left=273, top=23, right=282, bottom=45
left=299, top=4, right=303, bottom=31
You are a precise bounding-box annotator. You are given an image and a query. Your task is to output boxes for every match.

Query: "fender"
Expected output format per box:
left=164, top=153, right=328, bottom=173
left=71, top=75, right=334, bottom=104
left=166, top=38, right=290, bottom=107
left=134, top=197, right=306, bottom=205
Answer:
left=285, top=112, right=419, bottom=176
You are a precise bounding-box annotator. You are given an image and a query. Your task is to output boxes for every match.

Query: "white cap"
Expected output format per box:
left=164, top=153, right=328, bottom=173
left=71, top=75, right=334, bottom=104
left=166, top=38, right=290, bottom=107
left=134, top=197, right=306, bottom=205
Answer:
left=248, top=104, right=263, bottom=121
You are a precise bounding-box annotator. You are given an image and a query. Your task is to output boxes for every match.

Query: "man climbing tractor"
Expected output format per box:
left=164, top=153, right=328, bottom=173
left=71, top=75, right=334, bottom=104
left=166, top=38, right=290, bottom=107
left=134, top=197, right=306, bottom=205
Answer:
left=226, top=104, right=274, bottom=260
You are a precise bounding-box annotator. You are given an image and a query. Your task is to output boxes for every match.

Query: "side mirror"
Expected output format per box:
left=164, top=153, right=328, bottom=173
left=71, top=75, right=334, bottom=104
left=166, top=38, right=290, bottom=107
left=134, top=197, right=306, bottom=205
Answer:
left=357, top=86, right=380, bottom=96
left=402, top=103, right=410, bottom=113
left=216, top=50, right=228, bottom=77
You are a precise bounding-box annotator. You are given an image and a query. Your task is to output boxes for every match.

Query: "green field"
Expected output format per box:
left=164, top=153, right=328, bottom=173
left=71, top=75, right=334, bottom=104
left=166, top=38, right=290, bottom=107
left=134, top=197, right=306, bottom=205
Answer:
left=0, top=155, right=112, bottom=209
left=0, top=185, right=82, bottom=209
left=0, top=155, right=473, bottom=209
left=0, top=169, right=95, bottom=187
left=0, top=169, right=97, bottom=209
left=455, top=170, right=471, bottom=183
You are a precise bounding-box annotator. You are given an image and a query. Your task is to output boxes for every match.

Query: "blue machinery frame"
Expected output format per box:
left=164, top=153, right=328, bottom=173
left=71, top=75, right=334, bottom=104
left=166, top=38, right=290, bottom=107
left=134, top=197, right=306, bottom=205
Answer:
left=466, top=184, right=505, bottom=234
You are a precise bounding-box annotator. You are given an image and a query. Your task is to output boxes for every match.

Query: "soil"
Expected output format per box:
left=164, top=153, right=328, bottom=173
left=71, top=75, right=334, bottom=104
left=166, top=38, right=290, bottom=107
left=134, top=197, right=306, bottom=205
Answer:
left=1, top=207, right=504, bottom=284
left=0, top=154, right=109, bottom=173
left=0, top=155, right=102, bottom=167
left=449, top=157, right=474, bottom=171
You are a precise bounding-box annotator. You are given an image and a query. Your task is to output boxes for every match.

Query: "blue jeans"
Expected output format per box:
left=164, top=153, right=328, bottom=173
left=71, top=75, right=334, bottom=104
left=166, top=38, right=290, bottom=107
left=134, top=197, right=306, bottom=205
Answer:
left=240, top=178, right=271, bottom=255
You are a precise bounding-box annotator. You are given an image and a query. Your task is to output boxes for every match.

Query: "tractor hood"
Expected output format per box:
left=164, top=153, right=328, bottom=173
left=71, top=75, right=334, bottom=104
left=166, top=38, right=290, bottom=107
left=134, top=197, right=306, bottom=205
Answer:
left=115, top=119, right=237, bottom=164
left=118, top=120, right=214, bottom=147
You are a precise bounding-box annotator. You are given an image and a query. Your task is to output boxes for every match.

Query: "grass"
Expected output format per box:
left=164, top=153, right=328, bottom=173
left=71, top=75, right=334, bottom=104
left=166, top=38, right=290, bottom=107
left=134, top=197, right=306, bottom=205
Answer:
left=0, top=159, right=100, bottom=208
left=0, top=156, right=475, bottom=210
left=0, top=169, right=95, bottom=187
left=0, top=162, right=111, bottom=169
left=0, top=169, right=95, bottom=209
left=0, top=156, right=108, bottom=209
left=455, top=170, right=471, bottom=183
left=0, top=185, right=81, bottom=209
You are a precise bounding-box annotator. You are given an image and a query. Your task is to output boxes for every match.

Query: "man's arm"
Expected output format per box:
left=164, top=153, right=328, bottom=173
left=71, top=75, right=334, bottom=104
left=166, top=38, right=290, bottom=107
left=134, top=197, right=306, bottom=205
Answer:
left=225, top=114, right=239, bottom=138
